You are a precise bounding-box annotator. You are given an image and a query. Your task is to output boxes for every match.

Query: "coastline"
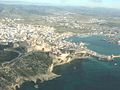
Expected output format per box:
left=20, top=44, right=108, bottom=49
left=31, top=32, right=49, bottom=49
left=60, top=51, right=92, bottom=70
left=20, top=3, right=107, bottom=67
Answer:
left=12, top=73, right=60, bottom=90
left=1, top=39, right=120, bottom=90
left=0, top=32, right=120, bottom=90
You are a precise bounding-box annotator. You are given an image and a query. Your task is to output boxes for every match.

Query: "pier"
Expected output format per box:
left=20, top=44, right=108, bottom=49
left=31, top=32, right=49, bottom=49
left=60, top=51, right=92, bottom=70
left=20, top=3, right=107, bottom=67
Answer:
left=74, top=48, right=120, bottom=61
left=111, top=55, right=120, bottom=59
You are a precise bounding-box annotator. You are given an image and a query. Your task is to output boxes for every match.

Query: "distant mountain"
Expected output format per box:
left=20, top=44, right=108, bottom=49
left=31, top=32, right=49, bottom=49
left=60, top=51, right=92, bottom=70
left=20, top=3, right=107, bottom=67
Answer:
left=0, top=4, right=120, bottom=19
left=0, top=0, right=55, bottom=6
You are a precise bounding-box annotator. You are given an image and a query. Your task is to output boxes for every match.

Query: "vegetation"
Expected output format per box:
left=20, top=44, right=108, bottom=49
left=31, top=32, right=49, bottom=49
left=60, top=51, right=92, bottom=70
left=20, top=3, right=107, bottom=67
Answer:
left=0, top=51, right=53, bottom=90
left=0, top=50, right=19, bottom=64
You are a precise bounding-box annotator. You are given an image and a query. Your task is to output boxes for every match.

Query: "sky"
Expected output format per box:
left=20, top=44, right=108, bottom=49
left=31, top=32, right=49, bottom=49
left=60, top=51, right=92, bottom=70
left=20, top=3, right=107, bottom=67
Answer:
left=1, top=0, right=120, bottom=9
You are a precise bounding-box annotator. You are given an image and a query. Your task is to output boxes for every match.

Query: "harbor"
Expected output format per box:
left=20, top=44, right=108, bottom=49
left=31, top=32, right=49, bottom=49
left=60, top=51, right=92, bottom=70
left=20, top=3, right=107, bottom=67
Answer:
left=17, top=34, right=120, bottom=90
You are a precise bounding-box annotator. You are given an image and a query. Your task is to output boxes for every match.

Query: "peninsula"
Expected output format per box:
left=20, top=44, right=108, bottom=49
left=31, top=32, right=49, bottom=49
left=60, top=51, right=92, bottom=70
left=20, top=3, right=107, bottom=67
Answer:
left=0, top=5, right=120, bottom=90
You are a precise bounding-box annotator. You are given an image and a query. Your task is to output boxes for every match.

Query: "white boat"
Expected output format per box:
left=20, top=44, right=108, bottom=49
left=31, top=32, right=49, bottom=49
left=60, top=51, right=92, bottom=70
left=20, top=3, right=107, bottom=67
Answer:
left=114, top=63, right=117, bottom=66
left=118, top=41, right=120, bottom=45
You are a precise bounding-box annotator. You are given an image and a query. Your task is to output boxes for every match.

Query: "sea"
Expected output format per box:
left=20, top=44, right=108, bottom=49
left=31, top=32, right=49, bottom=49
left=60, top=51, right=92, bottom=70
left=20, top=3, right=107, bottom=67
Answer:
left=17, top=35, right=120, bottom=90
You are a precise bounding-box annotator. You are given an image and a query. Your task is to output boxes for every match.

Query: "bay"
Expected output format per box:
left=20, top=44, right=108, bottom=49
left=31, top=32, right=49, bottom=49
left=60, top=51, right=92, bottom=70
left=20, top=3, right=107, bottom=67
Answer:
left=17, top=35, right=120, bottom=90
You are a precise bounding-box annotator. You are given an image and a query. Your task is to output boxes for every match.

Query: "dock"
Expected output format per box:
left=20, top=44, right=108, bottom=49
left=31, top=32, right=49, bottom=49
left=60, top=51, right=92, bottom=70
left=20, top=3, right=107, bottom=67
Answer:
left=74, top=48, right=120, bottom=61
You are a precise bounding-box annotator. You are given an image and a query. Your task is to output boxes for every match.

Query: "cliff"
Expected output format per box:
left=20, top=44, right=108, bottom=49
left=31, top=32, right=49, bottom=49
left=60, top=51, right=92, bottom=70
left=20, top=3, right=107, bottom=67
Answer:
left=0, top=51, right=58, bottom=90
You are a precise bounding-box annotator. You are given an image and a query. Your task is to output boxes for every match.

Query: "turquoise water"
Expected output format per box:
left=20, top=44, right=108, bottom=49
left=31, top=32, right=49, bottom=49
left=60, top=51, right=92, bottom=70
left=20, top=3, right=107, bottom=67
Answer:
left=66, top=35, right=120, bottom=55
left=17, top=35, right=120, bottom=90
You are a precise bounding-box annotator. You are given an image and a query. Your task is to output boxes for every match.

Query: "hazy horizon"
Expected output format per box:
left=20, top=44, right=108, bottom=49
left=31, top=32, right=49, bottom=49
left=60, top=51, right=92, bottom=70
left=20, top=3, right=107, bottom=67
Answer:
left=0, top=0, right=120, bottom=9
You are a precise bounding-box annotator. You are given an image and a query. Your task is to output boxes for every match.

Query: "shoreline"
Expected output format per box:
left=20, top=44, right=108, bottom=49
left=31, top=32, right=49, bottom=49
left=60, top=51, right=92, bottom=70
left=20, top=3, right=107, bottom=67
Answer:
left=0, top=34, right=120, bottom=90
left=13, top=73, right=60, bottom=90
left=13, top=55, right=90, bottom=90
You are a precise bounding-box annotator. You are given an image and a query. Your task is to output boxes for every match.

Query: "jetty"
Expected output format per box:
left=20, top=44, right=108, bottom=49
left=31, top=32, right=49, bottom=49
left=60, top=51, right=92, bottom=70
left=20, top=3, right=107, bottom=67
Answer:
left=73, top=47, right=120, bottom=61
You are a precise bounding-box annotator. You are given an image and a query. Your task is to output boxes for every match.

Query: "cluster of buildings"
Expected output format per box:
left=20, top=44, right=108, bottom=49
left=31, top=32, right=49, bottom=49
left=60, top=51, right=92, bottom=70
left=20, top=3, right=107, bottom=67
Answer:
left=43, top=16, right=113, bottom=33
left=0, top=18, right=84, bottom=53
left=0, top=18, right=89, bottom=65
left=41, top=15, right=120, bottom=44
left=0, top=17, right=119, bottom=65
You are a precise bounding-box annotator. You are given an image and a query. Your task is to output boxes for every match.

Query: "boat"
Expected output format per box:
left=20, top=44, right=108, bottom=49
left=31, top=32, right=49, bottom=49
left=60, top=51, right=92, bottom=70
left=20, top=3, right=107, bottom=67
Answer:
left=118, top=41, right=120, bottom=45
left=114, top=63, right=117, bottom=66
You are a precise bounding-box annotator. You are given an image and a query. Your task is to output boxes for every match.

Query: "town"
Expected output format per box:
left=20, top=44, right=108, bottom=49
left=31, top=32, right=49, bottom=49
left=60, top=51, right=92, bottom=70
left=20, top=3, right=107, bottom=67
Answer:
left=0, top=5, right=120, bottom=90
left=0, top=18, right=120, bottom=65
